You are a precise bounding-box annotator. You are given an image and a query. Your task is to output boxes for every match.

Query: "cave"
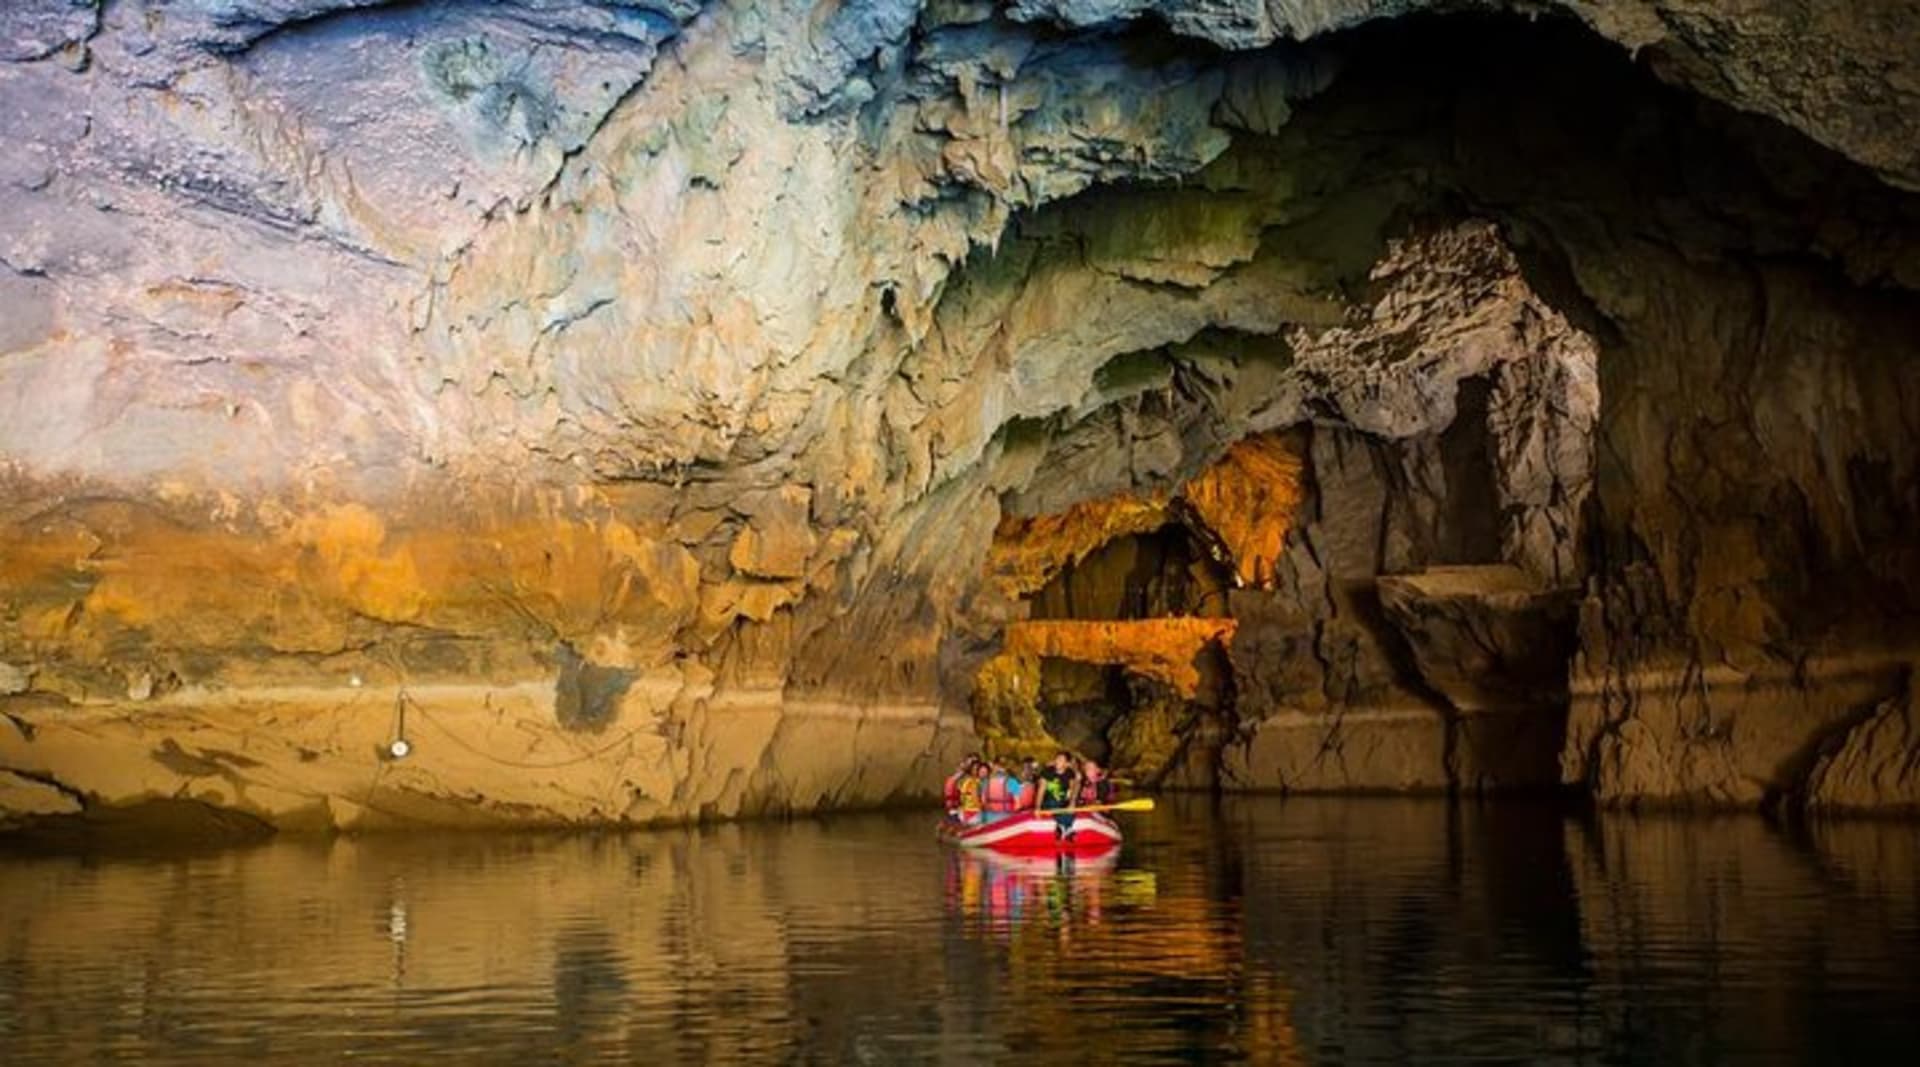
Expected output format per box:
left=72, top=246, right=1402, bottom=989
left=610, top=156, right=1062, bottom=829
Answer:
left=2, top=1, right=1918, bottom=832
left=1025, top=526, right=1233, bottom=624
left=1001, top=520, right=1237, bottom=776
left=947, top=11, right=1917, bottom=807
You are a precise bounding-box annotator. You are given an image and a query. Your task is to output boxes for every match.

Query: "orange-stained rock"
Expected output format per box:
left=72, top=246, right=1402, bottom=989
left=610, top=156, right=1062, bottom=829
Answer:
left=1180, top=432, right=1307, bottom=589
left=0, top=487, right=707, bottom=689
left=987, top=491, right=1173, bottom=599
left=1806, top=689, right=1920, bottom=813
left=1104, top=683, right=1190, bottom=781
left=1004, top=617, right=1236, bottom=697
left=986, top=433, right=1303, bottom=600
left=729, top=486, right=817, bottom=580
left=968, top=618, right=1233, bottom=781
left=968, top=650, right=1059, bottom=762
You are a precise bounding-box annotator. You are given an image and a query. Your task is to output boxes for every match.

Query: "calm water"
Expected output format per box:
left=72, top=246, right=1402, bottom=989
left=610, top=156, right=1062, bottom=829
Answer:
left=2, top=797, right=1917, bottom=1064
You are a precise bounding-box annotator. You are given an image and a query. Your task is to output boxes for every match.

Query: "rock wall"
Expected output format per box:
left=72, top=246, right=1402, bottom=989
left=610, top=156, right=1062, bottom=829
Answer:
left=3, top=1, right=1918, bottom=830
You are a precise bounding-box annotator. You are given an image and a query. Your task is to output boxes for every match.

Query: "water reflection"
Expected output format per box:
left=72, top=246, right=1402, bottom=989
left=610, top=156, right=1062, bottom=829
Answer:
left=945, top=846, right=1129, bottom=934
left=1, top=799, right=1916, bottom=1064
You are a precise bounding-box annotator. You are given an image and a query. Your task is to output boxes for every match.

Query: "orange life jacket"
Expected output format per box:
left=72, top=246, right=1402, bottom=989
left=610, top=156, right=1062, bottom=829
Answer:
left=984, top=772, right=1015, bottom=812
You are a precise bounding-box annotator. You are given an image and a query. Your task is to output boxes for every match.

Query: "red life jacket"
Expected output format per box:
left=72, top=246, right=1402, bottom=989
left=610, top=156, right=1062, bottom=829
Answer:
left=943, top=773, right=962, bottom=809
left=984, top=772, right=1015, bottom=812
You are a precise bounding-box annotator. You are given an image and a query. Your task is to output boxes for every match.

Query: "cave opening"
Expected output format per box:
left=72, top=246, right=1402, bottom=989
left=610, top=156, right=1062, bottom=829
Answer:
left=958, top=8, right=1920, bottom=801
left=1431, top=377, right=1502, bottom=568
left=1026, top=524, right=1234, bottom=623
left=1021, top=521, right=1238, bottom=771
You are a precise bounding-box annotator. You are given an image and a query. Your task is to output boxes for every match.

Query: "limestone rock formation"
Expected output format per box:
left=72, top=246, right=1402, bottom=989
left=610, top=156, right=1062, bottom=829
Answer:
left=1805, top=686, right=1920, bottom=814
left=3, top=1, right=1918, bottom=831
left=1003, top=618, right=1236, bottom=698
left=1377, top=566, right=1577, bottom=791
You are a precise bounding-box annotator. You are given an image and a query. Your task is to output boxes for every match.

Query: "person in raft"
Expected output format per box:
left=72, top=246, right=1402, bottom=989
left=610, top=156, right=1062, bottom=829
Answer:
left=956, top=760, right=989, bottom=823
left=981, top=760, right=1023, bottom=823
left=1077, top=758, right=1114, bottom=807
left=1032, top=751, right=1083, bottom=839
left=944, top=754, right=983, bottom=814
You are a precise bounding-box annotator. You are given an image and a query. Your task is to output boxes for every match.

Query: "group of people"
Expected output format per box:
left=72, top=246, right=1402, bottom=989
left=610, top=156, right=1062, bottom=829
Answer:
left=942, top=750, right=1115, bottom=826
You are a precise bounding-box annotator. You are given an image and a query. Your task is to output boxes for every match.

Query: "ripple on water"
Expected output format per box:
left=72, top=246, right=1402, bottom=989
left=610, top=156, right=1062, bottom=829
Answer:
left=2, top=798, right=1918, bottom=1063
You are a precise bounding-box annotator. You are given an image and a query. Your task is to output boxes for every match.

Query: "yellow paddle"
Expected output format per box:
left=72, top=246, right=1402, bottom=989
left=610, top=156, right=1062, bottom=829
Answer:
left=1054, top=797, right=1156, bottom=816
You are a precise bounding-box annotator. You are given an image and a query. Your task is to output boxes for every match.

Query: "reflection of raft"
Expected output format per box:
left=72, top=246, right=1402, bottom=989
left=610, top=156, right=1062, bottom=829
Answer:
left=937, top=812, right=1123, bottom=856
left=960, top=842, right=1121, bottom=880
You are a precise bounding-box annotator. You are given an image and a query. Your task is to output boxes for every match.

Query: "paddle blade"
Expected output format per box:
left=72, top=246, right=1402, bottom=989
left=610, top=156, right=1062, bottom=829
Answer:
left=1108, top=797, right=1156, bottom=813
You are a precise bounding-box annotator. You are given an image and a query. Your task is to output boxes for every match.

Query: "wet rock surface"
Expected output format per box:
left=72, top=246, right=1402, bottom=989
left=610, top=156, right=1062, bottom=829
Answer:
left=1805, top=683, right=1920, bottom=814
left=3, top=2, right=1918, bottom=830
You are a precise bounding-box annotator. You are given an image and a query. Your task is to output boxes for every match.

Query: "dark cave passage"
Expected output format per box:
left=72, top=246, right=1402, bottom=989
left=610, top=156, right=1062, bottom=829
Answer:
left=1026, top=524, right=1234, bottom=622
left=956, top=10, right=1920, bottom=804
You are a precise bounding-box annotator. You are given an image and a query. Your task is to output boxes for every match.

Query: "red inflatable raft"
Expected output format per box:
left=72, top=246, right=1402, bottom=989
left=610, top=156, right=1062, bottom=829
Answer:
left=937, top=812, right=1123, bottom=856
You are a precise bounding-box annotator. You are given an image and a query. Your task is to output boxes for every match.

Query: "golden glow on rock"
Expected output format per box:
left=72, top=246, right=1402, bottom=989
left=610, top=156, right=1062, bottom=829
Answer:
left=984, top=430, right=1306, bottom=604
left=971, top=432, right=1297, bottom=759
left=986, top=491, right=1173, bottom=599
left=1180, top=432, right=1307, bottom=590
left=0, top=494, right=707, bottom=671
left=1004, top=617, right=1236, bottom=697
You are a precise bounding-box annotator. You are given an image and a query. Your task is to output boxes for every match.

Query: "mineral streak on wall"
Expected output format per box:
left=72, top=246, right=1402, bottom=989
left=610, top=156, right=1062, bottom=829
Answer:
left=4, top=1, right=1920, bottom=832
left=973, top=618, right=1238, bottom=782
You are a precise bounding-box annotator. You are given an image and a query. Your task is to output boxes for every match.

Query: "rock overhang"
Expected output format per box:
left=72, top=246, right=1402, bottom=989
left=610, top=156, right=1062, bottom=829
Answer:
left=2, top=0, right=1918, bottom=829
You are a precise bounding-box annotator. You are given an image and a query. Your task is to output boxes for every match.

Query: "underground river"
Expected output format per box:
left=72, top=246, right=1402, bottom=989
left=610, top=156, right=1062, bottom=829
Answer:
left=3, top=797, right=1915, bottom=1064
